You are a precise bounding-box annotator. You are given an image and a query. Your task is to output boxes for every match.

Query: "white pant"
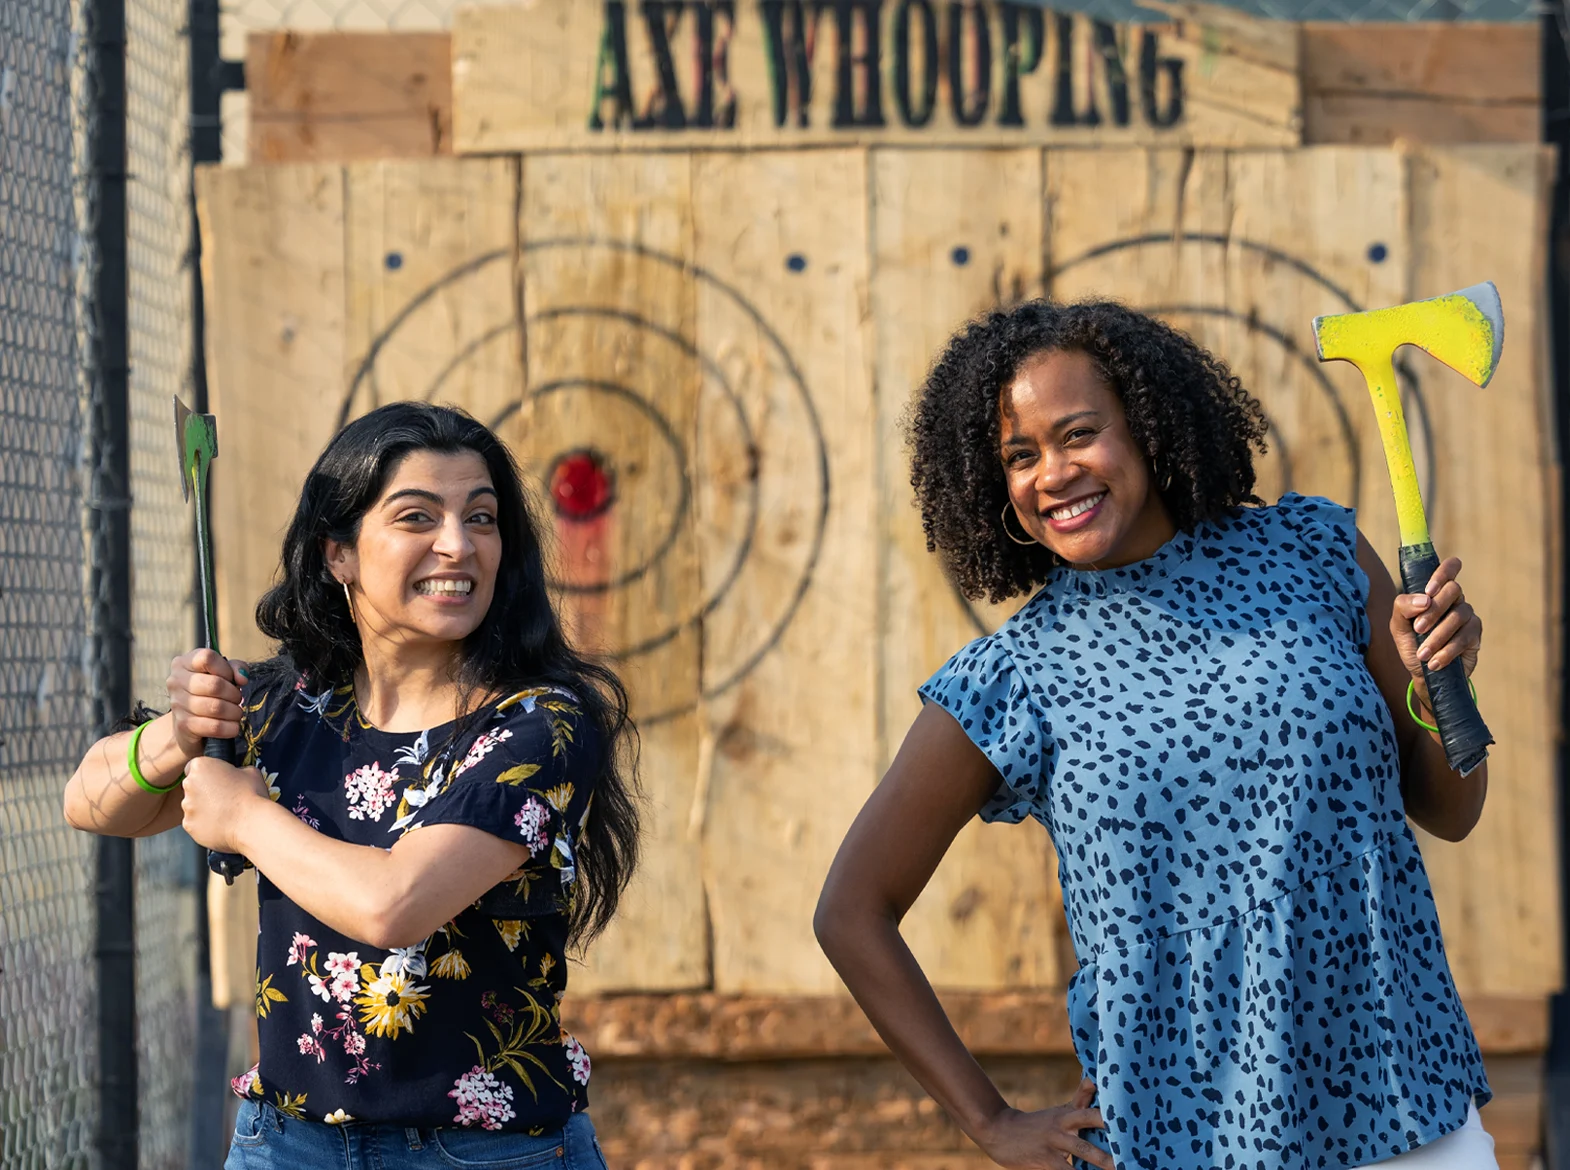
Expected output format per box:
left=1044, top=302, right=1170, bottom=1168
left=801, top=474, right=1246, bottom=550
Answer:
left=1367, top=1101, right=1498, bottom=1169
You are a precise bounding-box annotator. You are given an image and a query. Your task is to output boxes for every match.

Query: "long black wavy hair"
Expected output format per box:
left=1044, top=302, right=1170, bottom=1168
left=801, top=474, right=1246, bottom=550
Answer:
left=908, top=299, right=1270, bottom=603
left=251, top=402, right=640, bottom=945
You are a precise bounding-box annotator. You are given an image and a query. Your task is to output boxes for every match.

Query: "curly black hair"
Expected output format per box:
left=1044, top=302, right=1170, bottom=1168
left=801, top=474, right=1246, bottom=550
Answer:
left=908, top=299, right=1269, bottom=603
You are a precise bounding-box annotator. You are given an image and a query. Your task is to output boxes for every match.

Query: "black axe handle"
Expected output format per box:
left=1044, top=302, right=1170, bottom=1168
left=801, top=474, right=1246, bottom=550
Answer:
left=204, top=720, right=251, bottom=884
left=1398, top=542, right=1492, bottom=776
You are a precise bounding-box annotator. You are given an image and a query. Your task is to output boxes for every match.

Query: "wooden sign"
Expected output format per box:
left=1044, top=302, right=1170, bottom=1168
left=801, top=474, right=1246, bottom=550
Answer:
left=452, top=0, right=1301, bottom=153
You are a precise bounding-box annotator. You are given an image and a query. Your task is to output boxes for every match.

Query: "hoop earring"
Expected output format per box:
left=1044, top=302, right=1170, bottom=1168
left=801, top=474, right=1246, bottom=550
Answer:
left=1001, top=503, right=1038, bottom=546
left=342, top=581, right=356, bottom=621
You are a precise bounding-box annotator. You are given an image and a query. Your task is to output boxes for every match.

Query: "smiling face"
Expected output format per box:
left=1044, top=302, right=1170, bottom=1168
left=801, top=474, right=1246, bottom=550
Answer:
left=999, top=348, right=1176, bottom=569
left=327, top=448, right=503, bottom=653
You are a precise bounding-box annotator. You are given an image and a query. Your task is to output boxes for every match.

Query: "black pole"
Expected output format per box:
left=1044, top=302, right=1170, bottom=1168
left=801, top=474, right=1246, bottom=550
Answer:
left=88, top=0, right=136, bottom=1158
left=1544, top=6, right=1570, bottom=1169
left=186, top=0, right=241, bottom=1162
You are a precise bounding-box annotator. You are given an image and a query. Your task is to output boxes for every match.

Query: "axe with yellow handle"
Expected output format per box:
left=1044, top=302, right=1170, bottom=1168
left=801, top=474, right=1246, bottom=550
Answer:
left=1312, top=283, right=1500, bottom=776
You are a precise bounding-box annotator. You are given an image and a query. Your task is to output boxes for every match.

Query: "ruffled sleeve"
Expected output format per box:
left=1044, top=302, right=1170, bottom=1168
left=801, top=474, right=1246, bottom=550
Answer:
left=1270, top=492, right=1372, bottom=654
left=413, top=688, right=599, bottom=892
left=918, top=636, right=1050, bottom=825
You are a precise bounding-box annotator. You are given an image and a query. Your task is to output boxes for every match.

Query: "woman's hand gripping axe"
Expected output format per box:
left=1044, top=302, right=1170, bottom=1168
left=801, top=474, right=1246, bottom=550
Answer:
left=175, top=396, right=252, bottom=882
left=1312, top=283, right=1501, bottom=776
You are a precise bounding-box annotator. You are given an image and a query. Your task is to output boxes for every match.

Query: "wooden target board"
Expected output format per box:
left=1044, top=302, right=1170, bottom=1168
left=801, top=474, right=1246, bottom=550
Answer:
left=198, top=142, right=1558, bottom=1002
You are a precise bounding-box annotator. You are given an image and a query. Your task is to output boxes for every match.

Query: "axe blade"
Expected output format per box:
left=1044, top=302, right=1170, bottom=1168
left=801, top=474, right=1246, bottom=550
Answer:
left=1455, top=281, right=1505, bottom=388
left=1312, top=280, right=1504, bottom=390
left=174, top=395, right=219, bottom=502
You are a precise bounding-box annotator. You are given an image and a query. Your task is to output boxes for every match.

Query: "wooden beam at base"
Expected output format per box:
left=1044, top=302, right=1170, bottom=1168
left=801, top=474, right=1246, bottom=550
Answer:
left=247, top=32, right=452, bottom=163
left=585, top=1052, right=1541, bottom=1166
left=563, top=992, right=1547, bottom=1060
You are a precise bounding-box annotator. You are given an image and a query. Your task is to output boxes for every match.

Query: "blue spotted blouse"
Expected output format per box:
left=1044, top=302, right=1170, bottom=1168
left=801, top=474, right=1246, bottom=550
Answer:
left=920, top=494, right=1489, bottom=1170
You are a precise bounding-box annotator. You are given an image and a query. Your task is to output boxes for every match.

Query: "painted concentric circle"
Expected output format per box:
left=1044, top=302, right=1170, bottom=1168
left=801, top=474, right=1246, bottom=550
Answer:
left=345, top=238, right=829, bottom=723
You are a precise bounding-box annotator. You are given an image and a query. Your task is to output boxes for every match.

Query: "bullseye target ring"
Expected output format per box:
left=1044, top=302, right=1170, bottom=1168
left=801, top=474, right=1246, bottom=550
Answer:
left=344, top=238, right=827, bottom=724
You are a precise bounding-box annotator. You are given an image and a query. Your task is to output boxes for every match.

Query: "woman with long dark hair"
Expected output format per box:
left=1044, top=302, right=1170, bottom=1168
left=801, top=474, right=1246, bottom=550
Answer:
left=66, top=402, right=638, bottom=1168
left=816, top=301, right=1496, bottom=1170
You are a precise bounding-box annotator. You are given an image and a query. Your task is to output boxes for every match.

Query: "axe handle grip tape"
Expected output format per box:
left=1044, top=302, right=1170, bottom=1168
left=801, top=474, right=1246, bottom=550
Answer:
left=1397, top=543, right=1493, bottom=777
left=202, top=733, right=254, bottom=885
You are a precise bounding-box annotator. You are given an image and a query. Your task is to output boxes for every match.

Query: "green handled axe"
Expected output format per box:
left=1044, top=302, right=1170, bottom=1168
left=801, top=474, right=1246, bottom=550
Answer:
left=175, top=396, right=251, bottom=882
left=1312, top=283, right=1500, bottom=776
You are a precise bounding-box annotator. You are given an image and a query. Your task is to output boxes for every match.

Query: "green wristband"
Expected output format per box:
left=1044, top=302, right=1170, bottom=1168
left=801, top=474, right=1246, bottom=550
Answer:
left=127, top=719, right=182, bottom=795
left=1406, top=677, right=1477, bottom=734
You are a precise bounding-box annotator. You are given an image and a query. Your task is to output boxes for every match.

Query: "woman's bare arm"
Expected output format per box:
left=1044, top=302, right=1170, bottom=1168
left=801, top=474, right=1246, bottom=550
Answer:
left=181, top=755, right=531, bottom=949
left=63, top=713, right=189, bottom=837
left=1357, top=533, right=1487, bottom=841
left=64, top=649, right=249, bottom=838
left=815, top=703, right=1110, bottom=1170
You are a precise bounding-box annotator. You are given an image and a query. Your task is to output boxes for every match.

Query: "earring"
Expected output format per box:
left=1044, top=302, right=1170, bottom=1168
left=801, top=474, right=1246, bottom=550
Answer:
left=341, top=581, right=356, bottom=620
left=1000, top=503, right=1038, bottom=546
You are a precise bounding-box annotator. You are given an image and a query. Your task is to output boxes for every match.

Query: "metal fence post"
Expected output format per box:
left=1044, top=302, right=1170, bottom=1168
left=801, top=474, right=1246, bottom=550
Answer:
left=88, top=0, right=137, bottom=1158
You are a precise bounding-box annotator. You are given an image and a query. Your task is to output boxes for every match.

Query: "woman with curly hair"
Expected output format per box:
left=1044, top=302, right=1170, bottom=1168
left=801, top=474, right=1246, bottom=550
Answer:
left=816, top=300, right=1496, bottom=1170
left=65, top=403, right=635, bottom=1168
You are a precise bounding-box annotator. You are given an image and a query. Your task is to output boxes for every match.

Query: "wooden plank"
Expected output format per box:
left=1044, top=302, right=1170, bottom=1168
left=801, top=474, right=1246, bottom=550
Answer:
left=584, top=1048, right=1542, bottom=1163
left=692, top=150, right=876, bottom=993
left=588, top=1052, right=1084, bottom=1159
left=565, top=990, right=1073, bottom=1060
left=871, top=147, right=1060, bottom=991
left=247, top=32, right=453, bottom=163
left=1139, top=0, right=1301, bottom=75
left=207, top=869, right=258, bottom=1011
left=342, top=155, right=519, bottom=423
left=1304, top=94, right=1540, bottom=147
left=1223, top=148, right=1409, bottom=559
left=1046, top=147, right=1408, bottom=559
left=1483, top=1053, right=1547, bottom=1163
left=563, top=991, right=1547, bottom=1060
left=1301, top=23, right=1539, bottom=146
left=517, top=154, right=709, bottom=992
left=196, top=162, right=347, bottom=1009
left=1404, top=145, right=1562, bottom=1001
left=1301, top=23, right=1539, bottom=104
left=196, top=162, right=347, bottom=664
left=451, top=1, right=1299, bottom=154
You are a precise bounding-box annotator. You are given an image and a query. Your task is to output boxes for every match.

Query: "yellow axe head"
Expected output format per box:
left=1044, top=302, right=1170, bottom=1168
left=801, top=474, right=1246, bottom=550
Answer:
left=1311, top=281, right=1503, bottom=548
left=1313, top=281, right=1504, bottom=390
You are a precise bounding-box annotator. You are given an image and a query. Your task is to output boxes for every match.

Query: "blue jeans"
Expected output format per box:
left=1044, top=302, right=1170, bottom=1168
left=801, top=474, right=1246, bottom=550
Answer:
left=225, top=1100, right=609, bottom=1170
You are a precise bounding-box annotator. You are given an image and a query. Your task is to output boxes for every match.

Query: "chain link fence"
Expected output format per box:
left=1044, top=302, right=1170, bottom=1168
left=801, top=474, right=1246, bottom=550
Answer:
left=1, top=0, right=204, bottom=1161
left=0, top=0, right=102, bottom=1162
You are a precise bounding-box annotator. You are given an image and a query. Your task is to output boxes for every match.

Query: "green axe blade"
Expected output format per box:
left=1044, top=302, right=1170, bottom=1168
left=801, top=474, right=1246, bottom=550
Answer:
left=174, top=396, right=221, bottom=654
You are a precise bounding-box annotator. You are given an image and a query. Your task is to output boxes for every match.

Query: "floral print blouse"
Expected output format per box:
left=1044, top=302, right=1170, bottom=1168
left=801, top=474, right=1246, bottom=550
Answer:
left=229, top=673, right=599, bottom=1132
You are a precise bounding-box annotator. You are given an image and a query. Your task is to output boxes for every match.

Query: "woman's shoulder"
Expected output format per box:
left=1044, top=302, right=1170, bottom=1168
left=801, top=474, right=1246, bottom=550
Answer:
left=1206, top=493, right=1360, bottom=555
left=920, top=626, right=1030, bottom=708
left=1232, top=492, right=1355, bottom=532
left=487, top=685, right=588, bottom=731
left=461, top=684, right=601, bottom=767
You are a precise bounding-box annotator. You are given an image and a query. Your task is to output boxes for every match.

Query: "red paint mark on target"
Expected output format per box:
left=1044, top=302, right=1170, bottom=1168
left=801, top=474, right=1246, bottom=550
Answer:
left=550, top=449, right=615, bottom=520
left=547, top=449, right=615, bottom=654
